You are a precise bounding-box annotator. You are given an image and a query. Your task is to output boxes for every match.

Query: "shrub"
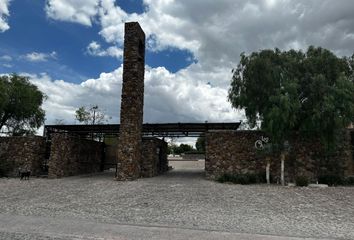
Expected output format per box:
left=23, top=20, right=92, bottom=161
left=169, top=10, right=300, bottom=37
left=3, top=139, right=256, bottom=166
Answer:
left=318, top=175, right=344, bottom=186
left=256, top=171, right=274, bottom=183
left=216, top=174, right=231, bottom=183
left=295, top=176, right=309, bottom=187
left=216, top=173, right=261, bottom=185
left=344, top=176, right=354, bottom=186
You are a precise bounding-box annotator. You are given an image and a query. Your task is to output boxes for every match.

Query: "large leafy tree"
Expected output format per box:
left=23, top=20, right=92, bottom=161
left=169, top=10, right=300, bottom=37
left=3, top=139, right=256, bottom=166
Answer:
left=229, top=47, right=354, bottom=144
left=228, top=47, right=354, bottom=184
left=0, top=74, right=46, bottom=136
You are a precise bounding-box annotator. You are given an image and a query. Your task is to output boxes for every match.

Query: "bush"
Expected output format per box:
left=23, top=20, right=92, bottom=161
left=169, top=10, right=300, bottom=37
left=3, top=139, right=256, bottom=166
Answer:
left=318, top=175, right=344, bottom=186
left=295, top=176, right=309, bottom=187
left=184, top=151, right=205, bottom=155
left=344, top=176, right=354, bottom=186
left=216, top=173, right=261, bottom=185
left=216, top=174, right=231, bottom=183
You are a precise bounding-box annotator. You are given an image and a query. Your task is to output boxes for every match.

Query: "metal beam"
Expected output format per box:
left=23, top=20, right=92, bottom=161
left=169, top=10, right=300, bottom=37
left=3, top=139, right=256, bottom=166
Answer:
left=44, top=122, right=241, bottom=138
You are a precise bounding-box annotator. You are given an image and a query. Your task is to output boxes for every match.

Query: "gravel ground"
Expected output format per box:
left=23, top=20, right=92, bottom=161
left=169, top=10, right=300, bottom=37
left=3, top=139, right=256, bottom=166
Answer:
left=0, top=161, right=354, bottom=239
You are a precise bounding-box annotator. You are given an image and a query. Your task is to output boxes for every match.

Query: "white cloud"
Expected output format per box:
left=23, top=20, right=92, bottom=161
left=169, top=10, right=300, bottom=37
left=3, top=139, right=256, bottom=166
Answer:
left=22, top=51, right=57, bottom=62
left=25, top=64, right=243, bottom=126
left=45, top=0, right=100, bottom=26
left=0, top=0, right=11, bottom=32
left=98, top=0, right=128, bottom=44
left=2, top=63, right=12, bottom=68
left=0, top=55, right=12, bottom=61
left=86, top=41, right=123, bottom=59
left=39, top=0, right=354, bottom=127
left=45, top=0, right=354, bottom=86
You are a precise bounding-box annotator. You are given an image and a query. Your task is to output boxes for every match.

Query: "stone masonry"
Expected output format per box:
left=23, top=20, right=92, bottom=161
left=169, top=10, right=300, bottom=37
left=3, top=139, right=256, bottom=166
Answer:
left=205, top=130, right=354, bottom=182
left=141, top=138, right=168, bottom=178
left=48, top=134, right=104, bottom=178
left=0, top=136, right=46, bottom=177
left=104, top=136, right=168, bottom=178
left=116, top=22, right=146, bottom=180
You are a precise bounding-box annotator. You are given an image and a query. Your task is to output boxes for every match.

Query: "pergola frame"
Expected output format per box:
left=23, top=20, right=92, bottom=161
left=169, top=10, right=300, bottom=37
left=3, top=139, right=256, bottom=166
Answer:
left=44, top=122, right=241, bottom=138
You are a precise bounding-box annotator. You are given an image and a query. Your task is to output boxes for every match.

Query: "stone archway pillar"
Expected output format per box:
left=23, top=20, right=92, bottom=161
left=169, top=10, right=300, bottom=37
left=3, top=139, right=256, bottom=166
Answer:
left=116, top=22, right=145, bottom=180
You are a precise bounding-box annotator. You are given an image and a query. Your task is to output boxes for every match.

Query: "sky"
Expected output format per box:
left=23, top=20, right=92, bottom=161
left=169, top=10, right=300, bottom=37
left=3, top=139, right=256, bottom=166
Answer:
left=1, top=0, right=354, bottom=130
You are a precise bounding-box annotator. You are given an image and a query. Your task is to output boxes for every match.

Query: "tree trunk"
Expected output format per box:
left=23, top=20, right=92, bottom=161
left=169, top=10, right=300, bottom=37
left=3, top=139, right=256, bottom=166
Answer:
left=266, top=157, right=270, bottom=184
left=280, top=152, right=285, bottom=186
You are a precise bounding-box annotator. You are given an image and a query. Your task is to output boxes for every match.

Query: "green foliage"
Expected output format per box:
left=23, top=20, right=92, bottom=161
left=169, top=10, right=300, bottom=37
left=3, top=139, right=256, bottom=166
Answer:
left=228, top=47, right=354, bottom=151
left=216, top=173, right=263, bottom=184
left=75, top=105, right=111, bottom=125
left=0, top=74, right=46, bottom=136
left=318, top=175, right=344, bottom=186
left=195, top=136, right=205, bottom=152
left=344, top=176, right=354, bottom=186
left=317, top=175, right=354, bottom=186
left=169, top=143, right=195, bottom=155
left=184, top=151, right=205, bottom=154
left=295, top=176, right=309, bottom=187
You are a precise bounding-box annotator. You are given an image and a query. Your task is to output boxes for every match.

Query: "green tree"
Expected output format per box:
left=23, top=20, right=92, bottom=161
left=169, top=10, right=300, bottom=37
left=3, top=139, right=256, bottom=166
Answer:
left=195, top=136, right=205, bottom=152
left=0, top=74, right=46, bottom=136
left=228, top=47, right=354, bottom=184
left=171, top=143, right=195, bottom=155
left=75, top=105, right=111, bottom=125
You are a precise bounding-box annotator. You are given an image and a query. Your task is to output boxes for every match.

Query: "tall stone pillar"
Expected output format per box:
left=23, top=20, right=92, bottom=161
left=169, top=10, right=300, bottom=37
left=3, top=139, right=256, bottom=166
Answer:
left=116, top=22, right=145, bottom=180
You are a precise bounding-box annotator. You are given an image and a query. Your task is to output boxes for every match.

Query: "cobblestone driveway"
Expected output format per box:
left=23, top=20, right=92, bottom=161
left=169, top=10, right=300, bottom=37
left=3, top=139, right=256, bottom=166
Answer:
left=0, top=164, right=353, bottom=239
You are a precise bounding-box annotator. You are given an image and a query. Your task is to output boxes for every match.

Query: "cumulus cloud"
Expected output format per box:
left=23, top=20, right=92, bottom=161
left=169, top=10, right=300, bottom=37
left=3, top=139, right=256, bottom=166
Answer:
left=45, top=0, right=100, bottom=26
left=26, top=64, right=242, bottom=125
left=22, top=51, right=57, bottom=62
left=41, top=0, right=354, bottom=125
left=86, top=41, right=123, bottom=59
left=0, top=0, right=11, bottom=32
left=137, top=0, right=354, bottom=76
left=45, top=0, right=354, bottom=87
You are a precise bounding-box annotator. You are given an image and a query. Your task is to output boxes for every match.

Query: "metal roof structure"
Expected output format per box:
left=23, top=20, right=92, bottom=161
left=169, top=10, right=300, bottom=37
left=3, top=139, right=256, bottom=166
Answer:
left=44, top=122, right=241, bottom=138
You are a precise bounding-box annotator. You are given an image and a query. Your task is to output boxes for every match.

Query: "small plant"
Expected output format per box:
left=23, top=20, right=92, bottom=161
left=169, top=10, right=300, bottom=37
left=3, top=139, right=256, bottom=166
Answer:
left=216, top=174, right=231, bottom=183
left=295, top=176, right=309, bottom=187
left=216, top=173, right=261, bottom=185
left=318, top=175, right=344, bottom=186
left=344, top=176, right=354, bottom=186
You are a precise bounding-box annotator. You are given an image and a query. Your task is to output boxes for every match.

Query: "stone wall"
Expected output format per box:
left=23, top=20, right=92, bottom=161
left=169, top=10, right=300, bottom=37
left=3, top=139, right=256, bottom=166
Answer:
left=0, top=136, right=46, bottom=176
left=117, top=22, right=146, bottom=180
left=48, top=134, right=104, bottom=178
left=141, top=138, right=168, bottom=178
left=205, top=130, right=354, bottom=182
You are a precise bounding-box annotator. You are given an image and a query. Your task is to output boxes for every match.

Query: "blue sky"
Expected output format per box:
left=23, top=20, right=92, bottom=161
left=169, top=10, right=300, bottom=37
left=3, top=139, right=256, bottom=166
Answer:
left=0, top=0, right=194, bottom=83
left=0, top=0, right=354, bottom=131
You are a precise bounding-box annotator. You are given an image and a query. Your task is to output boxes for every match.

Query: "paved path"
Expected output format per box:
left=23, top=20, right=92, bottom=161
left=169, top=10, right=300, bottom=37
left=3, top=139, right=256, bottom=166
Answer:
left=1, top=164, right=354, bottom=239
left=0, top=214, right=332, bottom=240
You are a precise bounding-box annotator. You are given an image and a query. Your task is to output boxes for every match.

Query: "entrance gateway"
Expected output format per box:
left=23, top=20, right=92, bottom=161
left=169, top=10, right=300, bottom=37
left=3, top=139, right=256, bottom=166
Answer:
left=43, top=22, right=241, bottom=180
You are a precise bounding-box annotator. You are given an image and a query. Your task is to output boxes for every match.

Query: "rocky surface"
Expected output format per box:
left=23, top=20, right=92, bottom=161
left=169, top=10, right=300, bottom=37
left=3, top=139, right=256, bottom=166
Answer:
left=0, top=136, right=46, bottom=176
left=141, top=138, right=168, bottom=178
left=0, top=169, right=353, bottom=239
left=48, top=134, right=104, bottom=178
